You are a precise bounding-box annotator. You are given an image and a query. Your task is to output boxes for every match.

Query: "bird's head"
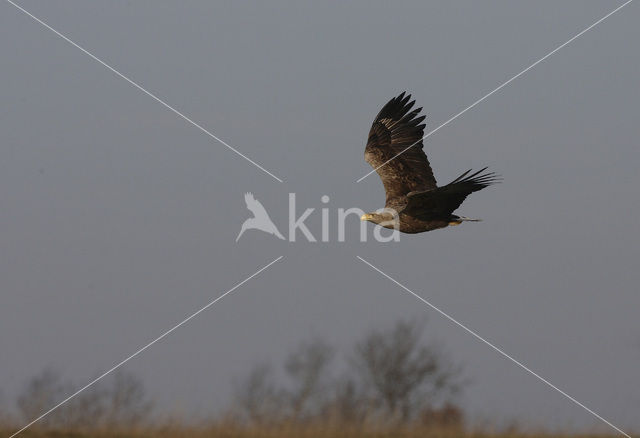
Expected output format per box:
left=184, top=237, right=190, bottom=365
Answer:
left=360, top=211, right=397, bottom=227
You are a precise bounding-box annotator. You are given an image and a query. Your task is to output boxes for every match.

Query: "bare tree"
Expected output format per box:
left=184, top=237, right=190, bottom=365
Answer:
left=284, top=338, right=333, bottom=421
left=59, top=385, right=108, bottom=429
left=17, top=367, right=70, bottom=428
left=231, top=319, right=465, bottom=427
left=233, top=363, right=285, bottom=425
left=16, top=367, right=151, bottom=430
left=352, top=319, right=463, bottom=422
left=102, top=370, right=153, bottom=429
left=321, top=376, right=369, bottom=425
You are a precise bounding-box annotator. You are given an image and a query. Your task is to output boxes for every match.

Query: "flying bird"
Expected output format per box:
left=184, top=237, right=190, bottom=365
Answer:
left=236, top=192, right=285, bottom=242
left=361, top=92, right=500, bottom=234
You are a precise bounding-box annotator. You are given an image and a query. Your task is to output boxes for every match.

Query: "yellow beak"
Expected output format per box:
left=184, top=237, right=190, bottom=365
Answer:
left=361, top=214, right=373, bottom=221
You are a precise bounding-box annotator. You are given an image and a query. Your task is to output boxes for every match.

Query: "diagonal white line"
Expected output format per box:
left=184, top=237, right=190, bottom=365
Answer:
left=4, top=0, right=284, bottom=183
left=356, top=255, right=631, bottom=438
left=356, top=0, right=634, bottom=183
left=9, top=256, right=284, bottom=438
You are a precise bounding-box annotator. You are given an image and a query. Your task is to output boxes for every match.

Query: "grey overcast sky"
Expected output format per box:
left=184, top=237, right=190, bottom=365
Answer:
left=1, top=0, right=639, bottom=432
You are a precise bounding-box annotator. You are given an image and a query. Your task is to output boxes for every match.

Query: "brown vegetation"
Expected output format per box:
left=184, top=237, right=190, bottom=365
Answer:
left=230, top=319, right=464, bottom=428
left=11, top=368, right=152, bottom=432
left=1, top=320, right=626, bottom=438
left=0, top=423, right=624, bottom=438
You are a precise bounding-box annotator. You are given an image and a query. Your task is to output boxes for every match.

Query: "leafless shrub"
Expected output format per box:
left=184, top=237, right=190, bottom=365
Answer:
left=233, top=363, right=286, bottom=425
left=102, top=370, right=153, bottom=428
left=320, top=376, right=369, bottom=425
left=16, top=367, right=72, bottom=429
left=352, top=319, right=463, bottom=423
left=284, top=338, right=333, bottom=421
left=233, top=319, right=465, bottom=428
left=0, top=390, right=15, bottom=428
left=16, top=367, right=152, bottom=430
left=234, top=339, right=334, bottom=425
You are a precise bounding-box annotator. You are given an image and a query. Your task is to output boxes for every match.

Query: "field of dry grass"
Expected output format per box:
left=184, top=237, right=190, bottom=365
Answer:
left=0, top=424, right=625, bottom=438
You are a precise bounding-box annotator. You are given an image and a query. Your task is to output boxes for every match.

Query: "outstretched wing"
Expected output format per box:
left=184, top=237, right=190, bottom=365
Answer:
left=244, top=192, right=270, bottom=218
left=404, top=168, right=500, bottom=216
left=365, top=92, right=435, bottom=203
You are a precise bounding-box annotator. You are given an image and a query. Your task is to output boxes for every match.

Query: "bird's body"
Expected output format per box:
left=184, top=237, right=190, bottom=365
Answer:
left=362, top=92, right=500, bottom=234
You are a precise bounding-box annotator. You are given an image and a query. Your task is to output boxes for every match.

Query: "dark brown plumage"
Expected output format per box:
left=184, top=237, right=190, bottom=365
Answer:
left=362, top=92, right=500, bottom=234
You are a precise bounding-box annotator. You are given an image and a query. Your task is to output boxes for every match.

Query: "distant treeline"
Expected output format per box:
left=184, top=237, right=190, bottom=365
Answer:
left=3, top=319, right=467, bottom=434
